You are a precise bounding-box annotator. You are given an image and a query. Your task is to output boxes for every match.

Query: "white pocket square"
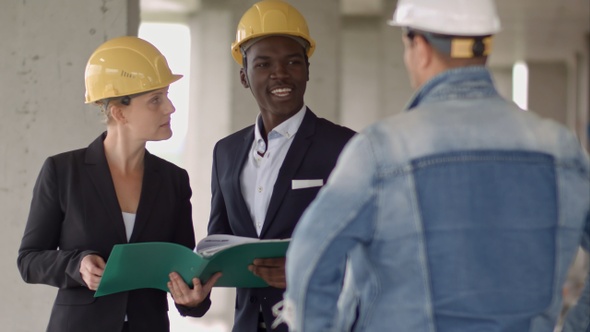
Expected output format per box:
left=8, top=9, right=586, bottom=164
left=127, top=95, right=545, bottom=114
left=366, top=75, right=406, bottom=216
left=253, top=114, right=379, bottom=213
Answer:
left=292, top=179, right=324, bottom=190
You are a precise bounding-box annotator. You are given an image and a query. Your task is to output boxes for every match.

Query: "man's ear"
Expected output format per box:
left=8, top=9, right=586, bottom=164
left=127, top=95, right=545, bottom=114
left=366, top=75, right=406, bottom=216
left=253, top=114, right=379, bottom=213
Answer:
left=240, top=68, right=249, bottom=88
left=306, top=61, right=310, bottom=82
left=414, top=35, right=433, bottom=69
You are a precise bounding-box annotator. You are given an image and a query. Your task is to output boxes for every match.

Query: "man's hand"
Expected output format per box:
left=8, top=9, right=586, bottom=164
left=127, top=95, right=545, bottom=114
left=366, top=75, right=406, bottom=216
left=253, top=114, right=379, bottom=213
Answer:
left=249, top=257, right=286, bottom=289
left=167, top=271, right=222, bottom=307
left=80, top=254, right=106, bottom=290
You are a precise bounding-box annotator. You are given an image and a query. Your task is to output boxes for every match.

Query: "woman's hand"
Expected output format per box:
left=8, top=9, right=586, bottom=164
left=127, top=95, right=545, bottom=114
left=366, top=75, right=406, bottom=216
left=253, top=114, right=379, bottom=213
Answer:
left=168, top=271, right=222, bottom=307
left=80, top=254, right=106, bottom=290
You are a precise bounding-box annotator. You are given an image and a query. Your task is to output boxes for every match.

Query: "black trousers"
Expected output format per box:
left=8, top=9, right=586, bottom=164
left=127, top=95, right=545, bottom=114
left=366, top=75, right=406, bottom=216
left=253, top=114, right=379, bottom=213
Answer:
left=121, top=322, right=130, bottom=332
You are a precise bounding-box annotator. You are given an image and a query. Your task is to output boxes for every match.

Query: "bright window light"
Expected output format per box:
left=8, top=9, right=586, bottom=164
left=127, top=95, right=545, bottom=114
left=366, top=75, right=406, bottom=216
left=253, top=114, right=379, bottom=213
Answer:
left=139, top=23, right=191, bottom=165
left=512, top=61, right=529, bottom=110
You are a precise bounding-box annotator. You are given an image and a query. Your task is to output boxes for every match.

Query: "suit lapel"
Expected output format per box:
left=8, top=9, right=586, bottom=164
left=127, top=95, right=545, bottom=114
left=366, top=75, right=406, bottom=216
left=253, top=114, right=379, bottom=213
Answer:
left=84, top=133, right=127, bottom=243
left=233, top=128, right=259, bottom=237
left=260, top=109, right=317, bottom=238
left=129, top=151, right=161, bottom=242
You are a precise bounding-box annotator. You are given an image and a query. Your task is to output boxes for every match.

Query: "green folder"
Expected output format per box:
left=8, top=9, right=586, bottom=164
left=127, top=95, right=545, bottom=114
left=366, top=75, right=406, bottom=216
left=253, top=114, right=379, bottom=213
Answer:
left=94, top=239, right=290, bottom=297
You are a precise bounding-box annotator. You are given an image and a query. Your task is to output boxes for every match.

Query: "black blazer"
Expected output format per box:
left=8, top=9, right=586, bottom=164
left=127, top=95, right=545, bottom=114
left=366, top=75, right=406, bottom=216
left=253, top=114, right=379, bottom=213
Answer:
left=181, top=109, right=355, bottom=331
left=17, top=133, right=195, bottom=332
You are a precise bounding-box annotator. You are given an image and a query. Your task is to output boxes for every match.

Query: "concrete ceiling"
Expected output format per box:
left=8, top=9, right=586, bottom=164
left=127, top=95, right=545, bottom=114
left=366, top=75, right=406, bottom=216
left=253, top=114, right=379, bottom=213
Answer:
left=141, top=0, right=590, bottom=66
left=492, top=0, right=589, bottom=65
left=140, top=0, right=199, bottom=13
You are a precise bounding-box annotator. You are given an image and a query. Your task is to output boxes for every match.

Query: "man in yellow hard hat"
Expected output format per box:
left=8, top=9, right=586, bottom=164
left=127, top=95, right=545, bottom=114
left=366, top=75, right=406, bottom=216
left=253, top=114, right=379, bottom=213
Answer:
left=282, top=0, right=590, bottom=331
left=168, top=1, right=355, bottom=331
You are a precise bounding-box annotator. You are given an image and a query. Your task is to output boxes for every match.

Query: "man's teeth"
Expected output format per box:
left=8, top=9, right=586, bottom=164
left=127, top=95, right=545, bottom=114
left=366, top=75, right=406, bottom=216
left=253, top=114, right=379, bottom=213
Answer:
left=271, top=88, right=291, bottom=96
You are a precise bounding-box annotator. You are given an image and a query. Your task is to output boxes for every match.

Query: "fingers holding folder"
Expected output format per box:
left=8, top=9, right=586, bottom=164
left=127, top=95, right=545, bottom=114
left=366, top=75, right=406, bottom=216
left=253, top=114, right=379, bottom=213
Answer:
left=168, top=271, right=223, bottom=307
left=249, top=257, right=287, bottom=289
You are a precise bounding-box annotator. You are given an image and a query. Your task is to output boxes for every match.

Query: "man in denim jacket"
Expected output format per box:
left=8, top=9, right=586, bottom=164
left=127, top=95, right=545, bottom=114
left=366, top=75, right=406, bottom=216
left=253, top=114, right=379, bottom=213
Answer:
left=562, top=224, right=590, bottom=332
left=282, top=0, right=590, bottom=331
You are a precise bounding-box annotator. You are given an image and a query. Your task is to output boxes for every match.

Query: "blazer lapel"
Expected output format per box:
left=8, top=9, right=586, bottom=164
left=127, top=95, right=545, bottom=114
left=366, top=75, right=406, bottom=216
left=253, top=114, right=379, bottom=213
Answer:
left=233, top=128, right=259, bottom=237
left=129, top=151, right=161, bottom=243
left=84, top=133, right=127, bottom=243
left=260, top=109, right=317, bottom=238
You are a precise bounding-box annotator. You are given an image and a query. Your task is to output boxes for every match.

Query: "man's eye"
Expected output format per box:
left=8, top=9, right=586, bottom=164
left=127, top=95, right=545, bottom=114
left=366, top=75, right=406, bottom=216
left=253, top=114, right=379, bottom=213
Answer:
left=151, top=97, right=160, bottom=104
left=255, top=62, right=269, bottom=68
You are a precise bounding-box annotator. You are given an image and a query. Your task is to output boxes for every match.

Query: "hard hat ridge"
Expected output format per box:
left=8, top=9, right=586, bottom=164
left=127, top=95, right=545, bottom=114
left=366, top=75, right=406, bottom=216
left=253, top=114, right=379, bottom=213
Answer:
left=231, top=0, right=316, bottom=66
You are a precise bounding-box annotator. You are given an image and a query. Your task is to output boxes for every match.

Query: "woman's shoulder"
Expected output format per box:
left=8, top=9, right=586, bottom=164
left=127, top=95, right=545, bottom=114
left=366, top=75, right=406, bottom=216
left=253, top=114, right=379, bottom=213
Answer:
left=145, top=152, right=188, bottom=174
left=46, top=133, right=105, bottom=165
left=45, top=147, right=88, bottom=166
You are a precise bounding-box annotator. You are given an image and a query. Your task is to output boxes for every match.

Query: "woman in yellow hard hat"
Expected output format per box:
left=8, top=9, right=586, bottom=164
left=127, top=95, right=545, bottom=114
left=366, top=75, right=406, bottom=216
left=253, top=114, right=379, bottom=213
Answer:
left=16, top=36, right=219, bottom=332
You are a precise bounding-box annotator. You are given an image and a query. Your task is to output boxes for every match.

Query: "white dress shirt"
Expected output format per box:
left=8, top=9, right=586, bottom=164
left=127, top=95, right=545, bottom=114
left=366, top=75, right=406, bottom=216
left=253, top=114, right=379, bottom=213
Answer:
left=240, top=106, right=307, bottom=236
left=121, top=212, right=136, bottom=241
left=121, top=211, right=136, bottom=322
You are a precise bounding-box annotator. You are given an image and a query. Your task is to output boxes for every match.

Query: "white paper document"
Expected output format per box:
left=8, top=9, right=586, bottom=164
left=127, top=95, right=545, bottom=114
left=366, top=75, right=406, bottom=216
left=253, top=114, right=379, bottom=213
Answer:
left=196, top=234, right=289, bottom=257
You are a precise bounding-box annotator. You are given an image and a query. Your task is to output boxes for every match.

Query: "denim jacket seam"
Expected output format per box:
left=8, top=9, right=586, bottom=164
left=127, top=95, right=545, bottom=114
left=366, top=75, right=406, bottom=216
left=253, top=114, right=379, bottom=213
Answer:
left=405, top=66, right=495, bottom=111
left=407, top=171, right=437, bottom=331
left=555, top=160, right=590, bottom=177
left=296, top=181, right=378, bottom=330
left=414, top=154, right=553, bottom=168
left=426, top=87, right=498, bottom=102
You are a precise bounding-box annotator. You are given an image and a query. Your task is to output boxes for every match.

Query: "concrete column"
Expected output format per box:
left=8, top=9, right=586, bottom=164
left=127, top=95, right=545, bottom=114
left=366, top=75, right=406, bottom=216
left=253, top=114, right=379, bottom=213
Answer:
left=0, top=1, right=139, bottom=331
left=341, top=16, right=382, bottom=132
left=489, top=66, right=513, bottom=101
left=340, top=2, right=414, bottom=132
left=294, top=0, right=341, bottom=122
left=381, top=0, right=415, bottom=119
left=184, top=1, right=236, bottom=329
left=527, top=61, right=568, bottom=125
left=186, top=0, right=234, bottom=241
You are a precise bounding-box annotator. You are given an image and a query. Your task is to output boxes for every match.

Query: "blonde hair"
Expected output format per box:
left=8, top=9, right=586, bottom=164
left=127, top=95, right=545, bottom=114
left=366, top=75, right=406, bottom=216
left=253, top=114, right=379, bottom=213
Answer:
left=95, top=97, right=128, bottom=124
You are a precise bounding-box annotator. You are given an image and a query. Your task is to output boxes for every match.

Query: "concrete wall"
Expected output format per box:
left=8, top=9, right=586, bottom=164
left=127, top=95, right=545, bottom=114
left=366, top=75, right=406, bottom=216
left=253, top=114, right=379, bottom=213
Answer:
left=0, top=1, right=138, bottom=331
left=1, top=0, right=588, bottom=331
left=527, top=61, right=569, bottom=125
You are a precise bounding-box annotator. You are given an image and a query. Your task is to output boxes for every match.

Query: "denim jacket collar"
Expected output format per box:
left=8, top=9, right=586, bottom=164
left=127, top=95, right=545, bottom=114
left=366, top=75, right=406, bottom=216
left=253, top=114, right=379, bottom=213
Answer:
left=405, top=66, right=499, bottom=111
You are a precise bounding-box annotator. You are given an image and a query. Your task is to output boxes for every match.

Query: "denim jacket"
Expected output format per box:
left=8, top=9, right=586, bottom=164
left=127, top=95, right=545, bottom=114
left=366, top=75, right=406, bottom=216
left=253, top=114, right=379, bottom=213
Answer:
left=283, top=67, right=590, bottom=332
left=562, top=218, right=590, bottom=332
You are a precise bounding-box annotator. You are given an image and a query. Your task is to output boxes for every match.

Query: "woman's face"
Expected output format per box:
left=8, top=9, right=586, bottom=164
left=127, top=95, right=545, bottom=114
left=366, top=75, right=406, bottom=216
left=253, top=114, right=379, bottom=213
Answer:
left=121, top=87, right=176, bottom=142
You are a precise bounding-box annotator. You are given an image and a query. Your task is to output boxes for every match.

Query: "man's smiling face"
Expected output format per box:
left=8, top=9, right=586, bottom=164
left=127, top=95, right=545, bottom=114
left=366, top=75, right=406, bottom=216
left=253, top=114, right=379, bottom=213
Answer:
left=241, top=36, right=309, bottom=125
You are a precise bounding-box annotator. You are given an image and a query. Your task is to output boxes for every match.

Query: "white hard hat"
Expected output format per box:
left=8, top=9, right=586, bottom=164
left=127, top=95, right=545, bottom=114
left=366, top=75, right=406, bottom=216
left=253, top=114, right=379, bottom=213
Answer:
left=389, top=0, right=501, bottom=36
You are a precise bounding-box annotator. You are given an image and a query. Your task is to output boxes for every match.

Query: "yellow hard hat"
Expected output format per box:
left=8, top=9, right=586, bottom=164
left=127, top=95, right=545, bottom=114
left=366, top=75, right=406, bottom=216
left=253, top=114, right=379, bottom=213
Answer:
left=231, top=0, right=316, bottom=66
left=84, top=36, right=182, bottom=104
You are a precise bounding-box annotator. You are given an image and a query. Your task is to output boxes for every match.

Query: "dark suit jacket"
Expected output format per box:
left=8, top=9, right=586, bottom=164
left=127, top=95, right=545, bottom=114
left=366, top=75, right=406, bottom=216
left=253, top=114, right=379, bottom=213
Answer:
left=17, top=133, right=195, bottom=332
left=180, top=109, right=355, bottom=331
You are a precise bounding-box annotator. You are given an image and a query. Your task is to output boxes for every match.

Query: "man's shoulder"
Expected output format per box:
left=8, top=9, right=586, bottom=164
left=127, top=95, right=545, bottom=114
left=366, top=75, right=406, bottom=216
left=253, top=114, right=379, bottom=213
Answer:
left=318, top=118, right=355, bottom=132
left=313, top=117, right=356, bottom=144
left=216, top=124, right=255, bottom=146
left=304, top=109, right=356, bottom=138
